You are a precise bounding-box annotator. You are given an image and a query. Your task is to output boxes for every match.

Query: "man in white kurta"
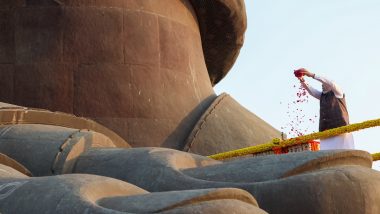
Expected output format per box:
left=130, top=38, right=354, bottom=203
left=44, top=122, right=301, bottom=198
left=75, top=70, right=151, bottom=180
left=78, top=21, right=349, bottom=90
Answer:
left=295, top=68, right=355, bottom=150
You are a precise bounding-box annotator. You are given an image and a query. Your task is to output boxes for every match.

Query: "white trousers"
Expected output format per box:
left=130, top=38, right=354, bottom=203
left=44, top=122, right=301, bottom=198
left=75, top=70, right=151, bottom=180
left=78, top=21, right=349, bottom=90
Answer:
left=320, top=133, right=355, bottom=150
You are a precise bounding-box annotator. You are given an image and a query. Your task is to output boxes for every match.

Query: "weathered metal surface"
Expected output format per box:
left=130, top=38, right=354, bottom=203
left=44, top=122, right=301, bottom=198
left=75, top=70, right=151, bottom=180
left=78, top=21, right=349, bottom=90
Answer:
left=0, top=0, right=251, bottom=151
left=189, top=0, right=247, bottom=85
left=2, top=2, right=380, bottom=214
left=73, top=148, right=380, bottom=214
left=0, top=165, right=266, bottom=213
left=0, top=124, right=116, bottom=176
left=184, top=93, right=282, bottom=155
left=0, top=0, right=227, bottom=149
left=0, top=153, right=31, bottom=176
left=0, top=103, right=129, bottom=148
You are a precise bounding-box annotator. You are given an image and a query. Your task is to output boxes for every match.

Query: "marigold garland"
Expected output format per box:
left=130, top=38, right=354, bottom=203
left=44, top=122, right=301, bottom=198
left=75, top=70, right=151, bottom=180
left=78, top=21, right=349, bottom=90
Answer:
left=208, top=118, right=380, bottom=160
left=372, top=153, right=380, bottom=162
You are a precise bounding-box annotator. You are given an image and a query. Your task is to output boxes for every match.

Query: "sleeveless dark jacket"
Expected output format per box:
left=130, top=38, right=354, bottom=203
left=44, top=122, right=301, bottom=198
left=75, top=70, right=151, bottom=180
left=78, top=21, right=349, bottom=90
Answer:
left=319, top=91, right=349, bottom=132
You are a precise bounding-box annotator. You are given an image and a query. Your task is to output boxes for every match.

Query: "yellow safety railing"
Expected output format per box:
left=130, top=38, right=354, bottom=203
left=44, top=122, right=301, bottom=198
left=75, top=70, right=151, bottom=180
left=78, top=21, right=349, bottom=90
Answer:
left=208, top=118, right=380, bottom=161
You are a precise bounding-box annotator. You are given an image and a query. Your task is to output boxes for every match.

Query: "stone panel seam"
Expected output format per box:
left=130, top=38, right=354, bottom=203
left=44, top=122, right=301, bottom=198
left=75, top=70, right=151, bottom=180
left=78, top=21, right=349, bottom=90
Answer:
left=75, top=62, right=156, bottom=67
left=0, top=125, right=14, bottom=137
left=11, top=6, right=16, bottom=101
left=0, top=108, right=129, bottom=148
left=125, top=8, right=199, bottom=35
left=335, top=168, right=366, bottom=212
left=156, top=13, right=161, bottom=74
left=122, top=7, right=125, bottom=64
left=282, top=153, right=372, bottom=178
left=51, top=129, right=87, bottom=175
left=53, top=0, right=64, bottom=5
left=183, top=93, right=228, bottom=151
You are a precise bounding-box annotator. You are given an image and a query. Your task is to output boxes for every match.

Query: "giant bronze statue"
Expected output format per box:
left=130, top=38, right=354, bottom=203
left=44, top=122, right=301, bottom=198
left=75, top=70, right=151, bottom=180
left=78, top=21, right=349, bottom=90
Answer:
left=1, top=1, right=380, bottom=213
left=0, top=0, right=280, bottom=154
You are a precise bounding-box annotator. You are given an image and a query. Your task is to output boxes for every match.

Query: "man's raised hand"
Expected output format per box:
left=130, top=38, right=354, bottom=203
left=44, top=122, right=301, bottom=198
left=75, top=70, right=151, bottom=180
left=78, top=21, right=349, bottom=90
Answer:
left=294, top=68, right=314, bottom=78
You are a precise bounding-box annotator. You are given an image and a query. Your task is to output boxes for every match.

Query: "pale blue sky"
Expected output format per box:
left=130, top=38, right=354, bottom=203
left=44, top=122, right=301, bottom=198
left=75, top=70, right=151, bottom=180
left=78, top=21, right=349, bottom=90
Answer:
left=214, top=1, right=380, bottom=169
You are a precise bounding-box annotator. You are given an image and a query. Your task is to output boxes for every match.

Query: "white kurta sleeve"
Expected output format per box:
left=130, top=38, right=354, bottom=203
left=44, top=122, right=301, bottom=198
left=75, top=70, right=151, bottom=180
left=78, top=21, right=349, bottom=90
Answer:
left=313, top=75, right=344, bottom=98
left=301, top=82, right=322, bottom=100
